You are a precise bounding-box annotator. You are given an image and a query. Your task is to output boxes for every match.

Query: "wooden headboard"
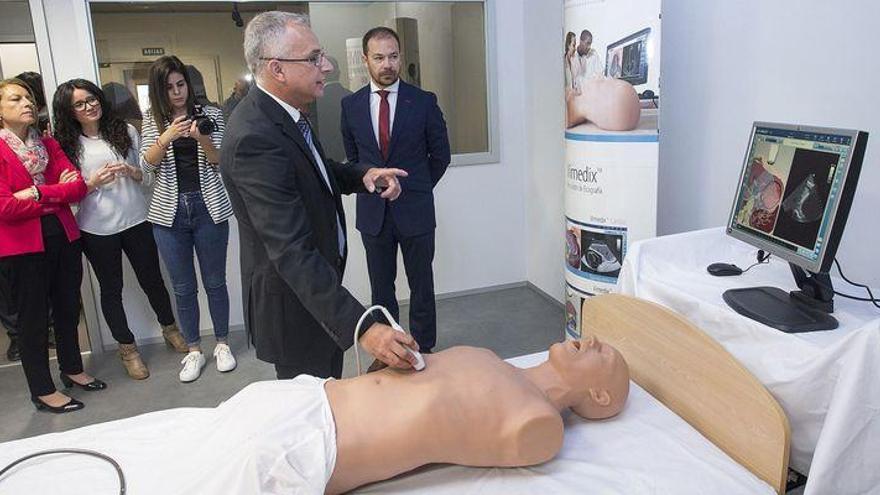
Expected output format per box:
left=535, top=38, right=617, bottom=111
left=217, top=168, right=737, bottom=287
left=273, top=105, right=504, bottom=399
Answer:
left=581, top=295, right=790, bottom=494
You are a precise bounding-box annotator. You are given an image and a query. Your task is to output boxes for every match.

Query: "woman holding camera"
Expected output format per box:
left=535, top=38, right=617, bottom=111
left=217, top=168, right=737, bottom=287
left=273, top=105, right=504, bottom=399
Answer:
left=0, top=78, right=102, bottom=413
left=53, top=79, right=186, bottom=380
left=141, top=56, right=235, bottom=383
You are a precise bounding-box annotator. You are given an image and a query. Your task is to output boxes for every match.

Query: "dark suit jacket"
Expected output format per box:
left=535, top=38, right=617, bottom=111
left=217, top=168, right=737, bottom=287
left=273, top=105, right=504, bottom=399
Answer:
left=341, top=80, right=450, bottom=237
left=220, top=87, right=375, bottom=366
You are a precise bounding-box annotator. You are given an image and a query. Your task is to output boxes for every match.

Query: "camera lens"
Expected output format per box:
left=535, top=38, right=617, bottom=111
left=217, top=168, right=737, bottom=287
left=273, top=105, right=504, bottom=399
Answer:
left=196, top=117, right=216, bottom=135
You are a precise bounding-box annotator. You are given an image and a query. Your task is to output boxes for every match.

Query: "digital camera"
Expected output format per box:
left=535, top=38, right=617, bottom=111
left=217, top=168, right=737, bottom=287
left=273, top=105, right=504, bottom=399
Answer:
left=191, top=104, right=217, bottom=135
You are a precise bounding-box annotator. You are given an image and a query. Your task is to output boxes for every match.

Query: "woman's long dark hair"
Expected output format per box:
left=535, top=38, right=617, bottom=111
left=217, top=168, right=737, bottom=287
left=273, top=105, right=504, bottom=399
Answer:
left=52, top=79, right=133, bottom=169
left=148, top=55, right=195, bottom=133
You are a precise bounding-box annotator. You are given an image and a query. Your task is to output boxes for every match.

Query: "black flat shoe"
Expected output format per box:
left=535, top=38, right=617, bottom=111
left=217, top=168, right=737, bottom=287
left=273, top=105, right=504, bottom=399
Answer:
left=31, top=396, right=84, bottom=414
left=6, top=337, right=21, bottom=362
left=61, top=375, right=108, bottom=391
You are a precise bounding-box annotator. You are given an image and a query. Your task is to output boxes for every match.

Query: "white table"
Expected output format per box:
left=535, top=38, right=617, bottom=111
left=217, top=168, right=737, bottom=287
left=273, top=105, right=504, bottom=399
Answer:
left=617, top=227, right=880, bottom=495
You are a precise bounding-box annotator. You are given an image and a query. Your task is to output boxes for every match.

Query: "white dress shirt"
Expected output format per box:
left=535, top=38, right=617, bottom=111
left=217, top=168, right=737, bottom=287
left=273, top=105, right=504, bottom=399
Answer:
left=578, top=48, right=604, bottom=81
left=369, top=78, right=400, bottom=148
left=257, top=84, right=346, bottom=255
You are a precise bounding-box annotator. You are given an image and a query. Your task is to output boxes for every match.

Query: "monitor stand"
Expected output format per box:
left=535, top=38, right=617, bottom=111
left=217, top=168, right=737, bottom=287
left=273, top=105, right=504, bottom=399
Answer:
left=723, top=264, right=838, bottom=333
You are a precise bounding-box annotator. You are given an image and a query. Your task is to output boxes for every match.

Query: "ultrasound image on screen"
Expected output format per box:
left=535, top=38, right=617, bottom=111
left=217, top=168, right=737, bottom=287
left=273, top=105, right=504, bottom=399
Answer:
left=605, top=28, right=650, bottom=86
left=772, top=148, right=836, bottom=249
left=622, top=43, right=642, bottom=79
left=579, top=231, right=623, bottom=277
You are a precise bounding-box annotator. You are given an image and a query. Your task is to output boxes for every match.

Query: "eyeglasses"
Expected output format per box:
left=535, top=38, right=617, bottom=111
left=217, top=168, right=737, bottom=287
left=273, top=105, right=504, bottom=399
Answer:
left=73, top=96, right=100, bottom=112
left=260, top=50, right=327, bottom=68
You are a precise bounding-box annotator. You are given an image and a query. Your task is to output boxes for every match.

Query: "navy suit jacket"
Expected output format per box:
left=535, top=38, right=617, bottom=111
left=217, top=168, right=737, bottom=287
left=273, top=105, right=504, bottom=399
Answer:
left=341, top=80, right=451, bottom=237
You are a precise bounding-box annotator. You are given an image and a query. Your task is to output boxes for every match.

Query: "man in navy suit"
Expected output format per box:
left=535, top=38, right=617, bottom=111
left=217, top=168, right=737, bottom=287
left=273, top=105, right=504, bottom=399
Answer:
left=341, top=27, right=451, bottom=354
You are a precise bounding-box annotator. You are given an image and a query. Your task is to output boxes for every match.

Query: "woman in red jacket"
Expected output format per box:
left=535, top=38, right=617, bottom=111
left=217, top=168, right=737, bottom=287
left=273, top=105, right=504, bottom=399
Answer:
left=0, top=78, right=105, bottom=413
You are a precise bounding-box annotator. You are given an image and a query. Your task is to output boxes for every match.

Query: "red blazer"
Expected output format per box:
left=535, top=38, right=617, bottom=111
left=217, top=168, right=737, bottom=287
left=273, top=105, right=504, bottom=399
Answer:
left=0, top=136, right=87, bottom=258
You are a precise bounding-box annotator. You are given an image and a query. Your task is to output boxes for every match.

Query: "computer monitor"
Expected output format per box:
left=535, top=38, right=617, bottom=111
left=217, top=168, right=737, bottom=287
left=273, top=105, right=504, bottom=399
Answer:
left=605, top=28, right=651, bottom=86
left=724, top=122, right=868, bottom=332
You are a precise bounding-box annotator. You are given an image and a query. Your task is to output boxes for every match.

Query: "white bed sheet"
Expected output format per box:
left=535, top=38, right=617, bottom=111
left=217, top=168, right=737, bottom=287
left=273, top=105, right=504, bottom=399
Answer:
left=617, top=227, right=880, bottom=495
left=0, top=353, right=775, bottom=495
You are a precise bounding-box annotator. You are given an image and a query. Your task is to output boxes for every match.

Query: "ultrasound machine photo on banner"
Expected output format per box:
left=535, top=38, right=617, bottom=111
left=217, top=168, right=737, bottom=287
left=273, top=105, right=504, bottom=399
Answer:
left=722, top=122, right=869, bottom=333
left=605, top=28, right=655, bottom=101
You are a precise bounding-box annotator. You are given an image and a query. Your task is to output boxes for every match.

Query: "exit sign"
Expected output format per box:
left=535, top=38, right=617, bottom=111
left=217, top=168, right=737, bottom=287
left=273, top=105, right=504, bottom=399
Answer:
left=142, top=47, right=165, bottom=56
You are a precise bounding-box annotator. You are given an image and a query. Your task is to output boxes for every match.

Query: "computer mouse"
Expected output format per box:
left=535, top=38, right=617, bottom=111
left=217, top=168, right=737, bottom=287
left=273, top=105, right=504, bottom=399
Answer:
left=707, top=263, right=743, bottom=277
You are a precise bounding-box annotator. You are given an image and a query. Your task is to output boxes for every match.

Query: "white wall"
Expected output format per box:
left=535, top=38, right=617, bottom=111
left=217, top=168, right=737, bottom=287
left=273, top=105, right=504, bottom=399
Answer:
left=660, top=1, right=880, bottom=287
left=523, top=0, right=565, bottom=303
left=33, top=0, right=529, bottom=347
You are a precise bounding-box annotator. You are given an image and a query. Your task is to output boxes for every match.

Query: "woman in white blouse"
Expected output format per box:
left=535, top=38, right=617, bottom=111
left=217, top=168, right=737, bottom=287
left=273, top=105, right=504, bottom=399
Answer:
left=52, top=79, right=187, bottom=379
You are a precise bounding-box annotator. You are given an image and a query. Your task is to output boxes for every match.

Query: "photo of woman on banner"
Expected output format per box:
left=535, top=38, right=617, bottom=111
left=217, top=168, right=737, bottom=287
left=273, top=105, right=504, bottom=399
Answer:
left=564, top=32, right=582, bottom=95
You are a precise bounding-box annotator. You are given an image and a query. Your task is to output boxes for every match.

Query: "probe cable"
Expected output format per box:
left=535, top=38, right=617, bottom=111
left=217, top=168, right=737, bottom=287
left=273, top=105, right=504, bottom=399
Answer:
left=0, top=448, right=125, bottom=495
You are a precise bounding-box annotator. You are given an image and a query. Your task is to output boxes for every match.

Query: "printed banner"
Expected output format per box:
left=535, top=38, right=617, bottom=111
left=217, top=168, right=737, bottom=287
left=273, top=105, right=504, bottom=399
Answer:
left=565, top=283, right=593, bottom=339
left=563, top=0, right=661, bottom=331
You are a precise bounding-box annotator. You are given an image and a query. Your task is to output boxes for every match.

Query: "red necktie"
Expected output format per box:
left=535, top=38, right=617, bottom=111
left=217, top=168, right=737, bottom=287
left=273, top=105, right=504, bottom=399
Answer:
left=378, top=90, right=390, bottom=160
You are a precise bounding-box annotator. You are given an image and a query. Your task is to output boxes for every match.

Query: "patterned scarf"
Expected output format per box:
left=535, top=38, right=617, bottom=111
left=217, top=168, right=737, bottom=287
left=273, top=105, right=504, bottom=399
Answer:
left=0, top=127, right=48, bottom=184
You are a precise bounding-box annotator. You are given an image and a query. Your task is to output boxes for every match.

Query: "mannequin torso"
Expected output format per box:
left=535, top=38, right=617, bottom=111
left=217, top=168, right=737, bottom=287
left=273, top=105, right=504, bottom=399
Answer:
left=324, top=346, right=564, bottom=494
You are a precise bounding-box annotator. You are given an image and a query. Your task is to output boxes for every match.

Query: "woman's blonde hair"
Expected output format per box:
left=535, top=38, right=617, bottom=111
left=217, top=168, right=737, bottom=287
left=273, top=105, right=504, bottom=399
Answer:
left=0, top=78, right=37, bottom=129
left=0, top=78, right=37, bottom=104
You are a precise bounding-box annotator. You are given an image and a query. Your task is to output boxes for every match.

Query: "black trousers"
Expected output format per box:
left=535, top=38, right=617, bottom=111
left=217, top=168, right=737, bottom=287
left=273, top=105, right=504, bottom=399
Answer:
left=275, top=347, right=344, bottom=379
left=360, top=207, right=437, bottom=351
left=1, top=230, right=84, bottom=397
left=81, top=221, right=175, bottom=345
left=0, top=261, right=18, bottom=337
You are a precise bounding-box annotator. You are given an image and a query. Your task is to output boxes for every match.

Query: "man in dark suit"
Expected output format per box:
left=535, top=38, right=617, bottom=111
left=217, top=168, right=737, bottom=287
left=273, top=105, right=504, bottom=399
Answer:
left=341, top=27, right=451, bottom=354
left=221, top=11, right=421, bottom=379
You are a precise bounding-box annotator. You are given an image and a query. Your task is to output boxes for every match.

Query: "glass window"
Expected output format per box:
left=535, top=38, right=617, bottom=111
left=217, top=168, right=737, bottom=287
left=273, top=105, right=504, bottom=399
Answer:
left=1, top=1, right=49, bottom=132
left=88, top=1, right=490, bottom=160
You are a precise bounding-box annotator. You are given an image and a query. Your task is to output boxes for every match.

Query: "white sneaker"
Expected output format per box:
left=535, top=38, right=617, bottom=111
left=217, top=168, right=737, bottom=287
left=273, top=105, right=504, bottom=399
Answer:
left=214, top=343, right=237, bottom=373
left=179, top=351, right=206, bottom=382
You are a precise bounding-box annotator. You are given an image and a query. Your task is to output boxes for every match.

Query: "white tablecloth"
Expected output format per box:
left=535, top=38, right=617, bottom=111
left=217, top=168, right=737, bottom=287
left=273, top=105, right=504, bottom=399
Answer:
left=617, top=227, right=880, bottom=495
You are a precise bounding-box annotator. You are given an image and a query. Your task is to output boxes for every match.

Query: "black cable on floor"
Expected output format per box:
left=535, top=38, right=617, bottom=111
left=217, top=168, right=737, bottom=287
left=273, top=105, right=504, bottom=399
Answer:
left=0, top=448, right=125, bottom=494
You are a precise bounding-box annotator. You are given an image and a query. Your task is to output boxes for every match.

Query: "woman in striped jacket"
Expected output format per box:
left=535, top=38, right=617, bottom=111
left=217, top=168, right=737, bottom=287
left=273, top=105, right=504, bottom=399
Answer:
left=140, top=55, right=236, bottom=383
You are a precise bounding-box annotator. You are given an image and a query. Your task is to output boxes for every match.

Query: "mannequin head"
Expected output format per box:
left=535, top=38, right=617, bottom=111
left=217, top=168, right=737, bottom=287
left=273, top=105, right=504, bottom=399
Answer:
left=548, top=335, right=630, bottom=419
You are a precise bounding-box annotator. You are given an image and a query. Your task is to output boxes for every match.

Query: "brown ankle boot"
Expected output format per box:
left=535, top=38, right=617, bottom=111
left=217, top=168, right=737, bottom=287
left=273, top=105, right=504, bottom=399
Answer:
left=118, top=343, right=149, bottom=380
left=161, top=323, right=188, bottom=353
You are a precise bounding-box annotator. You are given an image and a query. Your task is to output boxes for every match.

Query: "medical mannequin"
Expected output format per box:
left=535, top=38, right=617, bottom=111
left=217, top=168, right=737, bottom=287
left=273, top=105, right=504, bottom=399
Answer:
left=324, top=335, right=630, bottom=494
left=565, top=78, right=641, bottom=131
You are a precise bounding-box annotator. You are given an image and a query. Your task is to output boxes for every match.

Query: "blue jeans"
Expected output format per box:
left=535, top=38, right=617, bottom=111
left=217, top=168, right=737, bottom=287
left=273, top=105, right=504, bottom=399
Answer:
left=152, top=192, right=229, bottom=346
